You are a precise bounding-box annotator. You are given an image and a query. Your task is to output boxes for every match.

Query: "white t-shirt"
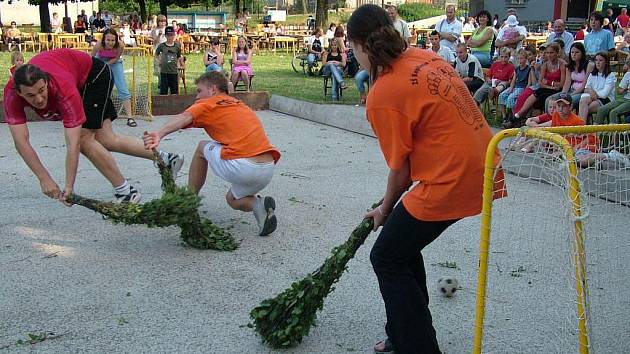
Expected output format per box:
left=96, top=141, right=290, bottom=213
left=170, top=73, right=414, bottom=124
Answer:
left=393, top=19, right=411, bottom=40
left=435, top=18, right=463, bottom=52
left=585, top=72, right=617, bottom=103
left=619, top=72, right=630, bottom=100
left=307, top=35, right=324, bottom=53
left=429, top=46, right=455, bottom=64
left=325, top=29, right=334, bottom=40
left=455, top=53, right=484, bottom=81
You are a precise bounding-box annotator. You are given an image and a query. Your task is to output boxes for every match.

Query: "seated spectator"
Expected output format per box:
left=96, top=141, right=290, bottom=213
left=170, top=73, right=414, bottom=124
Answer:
left=499, top=49, right=531, bottom=126
left=326, top=23, right=336, bottom=40
left=306, top=28, right=325, bottom=74
left=93, top=12, right=106, bottom=33
left=355, top=68, right=369, bottom=106
left=138, top=23, right=150, bottom=37
left=121, top=22, right=136, bottom=46
left=596, top=56, right=630, bottom=124
left=6, top=21, right=22, bottom=52
left=321, top=38, right=347, bottom=101
left=334, top=24, right=348, bottom=52
left=585, top=12, right=614, bottom=56
left=473, top=47, right=515, bottom=107
left=513, top=43, right=565, bottom=122
left=231, top=36, right=254, bottom=92
left=463, top=16, right=477, bottom=32
left=74, top=15, right=87, bottom=33
left=454, top=43, right=484, bottom=94
left=511, top=44, right=544, bottom=121
left=204, top=38, right=224, bottom=72
left=548, top=42, right=589, bottom=111
left=9, top=51, right=24, bottom=77
left=428, top=30, right=454, bottom=64
left=579, top=51, right=616, bottom=120
left=131, top=15, right=141, bottom=31
left=51, top=12, right=62, bottom=33
left=617, top=32, right=630, bottom=52
left=547, top=19, right=573, bottom=56
left=466, top=10, right=494, bottom=67
left=615, top=7, right=630, bottom=36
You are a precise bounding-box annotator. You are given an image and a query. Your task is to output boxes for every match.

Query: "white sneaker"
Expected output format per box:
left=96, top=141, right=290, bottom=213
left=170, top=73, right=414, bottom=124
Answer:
left=114, top=186, right=142, bottom=203
left=253, top=196, right=277, bottom=236
left=607, top=150, right=630, bottom=167
left=165, top=153, right=184, bottom=178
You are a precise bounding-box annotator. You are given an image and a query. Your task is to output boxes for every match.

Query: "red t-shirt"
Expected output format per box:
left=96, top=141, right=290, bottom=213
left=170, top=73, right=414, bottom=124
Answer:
left=488, top=61, right=515, bottom=82
left=3, top=49, right=93, bottom=128
left=537, top=113, right=552, bottom=124
left=618, top=14, right=630, bottom=28
left=575, top=30, right=585, bottom=41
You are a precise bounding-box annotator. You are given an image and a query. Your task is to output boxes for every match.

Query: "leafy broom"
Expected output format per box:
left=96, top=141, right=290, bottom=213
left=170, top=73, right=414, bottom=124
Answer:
left=69, top=150, right=239, bottom=251
left=249, top=200, right=382, bottom=348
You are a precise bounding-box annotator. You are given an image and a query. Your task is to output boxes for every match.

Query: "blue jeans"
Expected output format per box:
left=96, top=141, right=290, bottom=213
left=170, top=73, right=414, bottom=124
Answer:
left=109, top=59, right=131, bottom=101
left=322, top=63, right=344, bottom=100
left=355, top=69, right=369, bottom=95
left=472, top=51, right=492, bottom=68
left=307, top=53, right=319, bottom=68
left=205, top=63, right=223, bottom=72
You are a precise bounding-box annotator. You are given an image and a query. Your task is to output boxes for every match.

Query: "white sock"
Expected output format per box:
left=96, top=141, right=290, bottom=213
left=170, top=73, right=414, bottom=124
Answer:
left=252, top=196, right=265, bottom=224
left=159, top=150, right=170, bottom=161
left=114, top=180, right=131, bottom=195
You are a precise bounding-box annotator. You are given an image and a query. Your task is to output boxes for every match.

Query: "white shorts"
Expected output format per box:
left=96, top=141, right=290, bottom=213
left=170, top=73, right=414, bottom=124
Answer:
left=203, top=141, right=274, bottom=199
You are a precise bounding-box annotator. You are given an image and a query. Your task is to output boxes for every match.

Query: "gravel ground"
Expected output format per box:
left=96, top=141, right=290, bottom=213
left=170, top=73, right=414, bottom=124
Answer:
left=1, top=112, right=628, bottom=353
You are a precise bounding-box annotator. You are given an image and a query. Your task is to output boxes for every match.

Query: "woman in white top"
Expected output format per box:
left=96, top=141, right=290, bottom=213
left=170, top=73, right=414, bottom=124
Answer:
left=326, top=23, right=336, bottom=40
left=578, top=51, right=617, bottom=120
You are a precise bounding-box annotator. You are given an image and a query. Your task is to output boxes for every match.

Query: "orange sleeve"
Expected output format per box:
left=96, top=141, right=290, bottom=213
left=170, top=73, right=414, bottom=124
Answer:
left=185, top=101, right=210, bottom=128
left=367, top=108, right=415, bottom=170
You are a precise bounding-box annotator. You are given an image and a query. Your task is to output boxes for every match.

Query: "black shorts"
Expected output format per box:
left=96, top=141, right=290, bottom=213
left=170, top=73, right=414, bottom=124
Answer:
left=82, top=57, right=117, bottom=130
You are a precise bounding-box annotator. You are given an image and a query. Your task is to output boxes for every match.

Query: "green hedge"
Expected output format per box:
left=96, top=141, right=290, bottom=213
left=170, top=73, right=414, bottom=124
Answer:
left=397, top=3, right=444, bottom=23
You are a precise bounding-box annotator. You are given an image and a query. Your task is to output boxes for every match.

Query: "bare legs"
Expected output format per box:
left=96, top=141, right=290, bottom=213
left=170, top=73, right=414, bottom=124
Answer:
left=95, top=119, right=154, bottom=160
left=79, top=128, right=126, bottom=187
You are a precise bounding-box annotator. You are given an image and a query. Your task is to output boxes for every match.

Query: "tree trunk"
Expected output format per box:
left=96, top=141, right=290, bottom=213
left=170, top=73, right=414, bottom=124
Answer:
left=234, top=0, right=241, bottom=15
left=159, top=0, right=168, bottom=16
left=469, top=0, right=484, bottom=17
left=138, top=0, right=148, bottom=23
left=39, top=1, right=51, bottom=32
left=315, top=0, right=327, bottom=29
left=301, top=0, right=308, bottom=15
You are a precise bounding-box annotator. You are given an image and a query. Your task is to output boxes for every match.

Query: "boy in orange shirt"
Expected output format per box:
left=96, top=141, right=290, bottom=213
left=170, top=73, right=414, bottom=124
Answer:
left=143, top=72, right=281, bottom=236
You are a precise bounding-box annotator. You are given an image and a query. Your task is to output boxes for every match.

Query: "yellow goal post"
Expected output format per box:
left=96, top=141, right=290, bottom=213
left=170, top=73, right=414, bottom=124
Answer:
left=473, top=124, right=630, bottom=354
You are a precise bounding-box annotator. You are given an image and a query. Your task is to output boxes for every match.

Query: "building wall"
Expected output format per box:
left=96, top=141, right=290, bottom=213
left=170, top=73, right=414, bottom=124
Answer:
left=484, top=0, right=555, bottom=23
left=0, top=0, right=99, bottom=27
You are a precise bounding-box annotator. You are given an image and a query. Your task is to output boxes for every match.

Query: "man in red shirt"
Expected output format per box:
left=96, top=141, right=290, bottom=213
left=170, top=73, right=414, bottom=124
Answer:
left=616, top=8, right=630, bottom=36
left=4, top=49, right=183, bottom=204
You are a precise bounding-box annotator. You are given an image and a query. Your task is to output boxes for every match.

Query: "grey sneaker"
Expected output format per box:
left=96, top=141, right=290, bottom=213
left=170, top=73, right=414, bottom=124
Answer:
left=253, top=196, right=277, bottom=236
left=165, top=153, right=184, bottom=178
left=607, top=150, right=630, bottom=167
left=114, top=186, right=142, bottom=203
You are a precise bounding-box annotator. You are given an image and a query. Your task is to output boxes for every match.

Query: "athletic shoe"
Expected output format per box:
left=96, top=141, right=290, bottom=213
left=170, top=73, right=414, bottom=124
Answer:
left=165, top=153, right=184, bottom=179
left=607, top=150, right=630, bottom=167
left=253, top=196, right=277, bottom=236
left=115, top=186, right=142, bottom=203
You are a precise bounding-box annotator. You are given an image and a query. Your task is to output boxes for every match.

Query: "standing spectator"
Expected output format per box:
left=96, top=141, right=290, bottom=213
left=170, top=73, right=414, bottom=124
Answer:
left=428, top=30, right=454, bottom=64
left=92, top=12, right=106, bottom=33
left=102, top=10, right=113, bottom=29
left=88, top=11, right=97, bottom=31
left=155, top=26, right=184, bottom=95
left=74, top=15, right=87, bottom=34
left=231, top=36, right=254, bottom=92
left=92, top=28, right=134, bottom=125
left=121, top=22, right=135, bottom=46
left=473, top=47, right=515, bottom=107
left=585, top=12, right=615, bottom=57
left=321, top=38, right=347, bottom=101
left=463, top=16, right=477, bottom=32
left=616, top=8, right=630, bottom=36
left=495, top=15, right=527, bottom=58
left=79, top=10, right=88, bottom=24
left=454, top=43, right=484, bottom=94
left=467, top=10, right=494, bottom=67
left=151, top=15, right=167, bottom=49
left=6, top=21, right=22, bottom=51
left=51, top=13, right=62, bottom=33
left=493, top=14, right=500, bottom=29
left=575, top=23, right=588, bottom=41
left=578, top=51, right=616, bottom=120
left=434, top=4, right=462, bottom=52
left=605, top=8, right=615, bottom=33
left=596, top=56, right=630, bottom=124
left=306, top=28, right=325, bottom=74
left=307, top=15, right=315, bottom=31
left=547, top=19, right=573, bottom=56
left=387, top=5, right=411, bottom=44
left=9, top=51, right=24, bottom=77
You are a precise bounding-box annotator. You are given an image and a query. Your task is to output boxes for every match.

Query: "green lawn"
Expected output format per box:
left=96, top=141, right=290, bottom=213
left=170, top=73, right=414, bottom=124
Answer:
left=0, top=50, right=362, bottom=105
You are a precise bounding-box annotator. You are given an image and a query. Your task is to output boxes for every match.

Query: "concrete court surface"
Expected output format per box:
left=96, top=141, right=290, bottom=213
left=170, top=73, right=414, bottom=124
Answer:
left=1, top=111, right=628, bottom=353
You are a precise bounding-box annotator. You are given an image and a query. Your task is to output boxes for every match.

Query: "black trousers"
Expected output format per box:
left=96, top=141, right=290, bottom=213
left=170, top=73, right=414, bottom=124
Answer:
left=159, top=73, right=179, bottom=95
left=370, top=203, right=458, bottom=354
left=466, top=77, right=484, bottom=95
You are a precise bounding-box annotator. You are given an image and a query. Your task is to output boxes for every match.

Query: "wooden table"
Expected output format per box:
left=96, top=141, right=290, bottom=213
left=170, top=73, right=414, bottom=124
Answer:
left=525, top=35, right=548, bottom=48
left=271, top=36, right=298, bottom=54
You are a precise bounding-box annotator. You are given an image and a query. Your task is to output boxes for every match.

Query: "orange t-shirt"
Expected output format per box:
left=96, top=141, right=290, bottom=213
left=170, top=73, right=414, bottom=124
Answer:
left=551, top=112, right=598, bottom=151
left=367, top=48, right=505, bottom=221
left=185, top=94, right=281, bottom=162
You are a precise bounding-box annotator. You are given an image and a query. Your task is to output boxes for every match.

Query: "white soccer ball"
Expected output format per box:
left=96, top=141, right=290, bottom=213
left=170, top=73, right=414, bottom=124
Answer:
left=437, top=276, right=459, bottom=297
